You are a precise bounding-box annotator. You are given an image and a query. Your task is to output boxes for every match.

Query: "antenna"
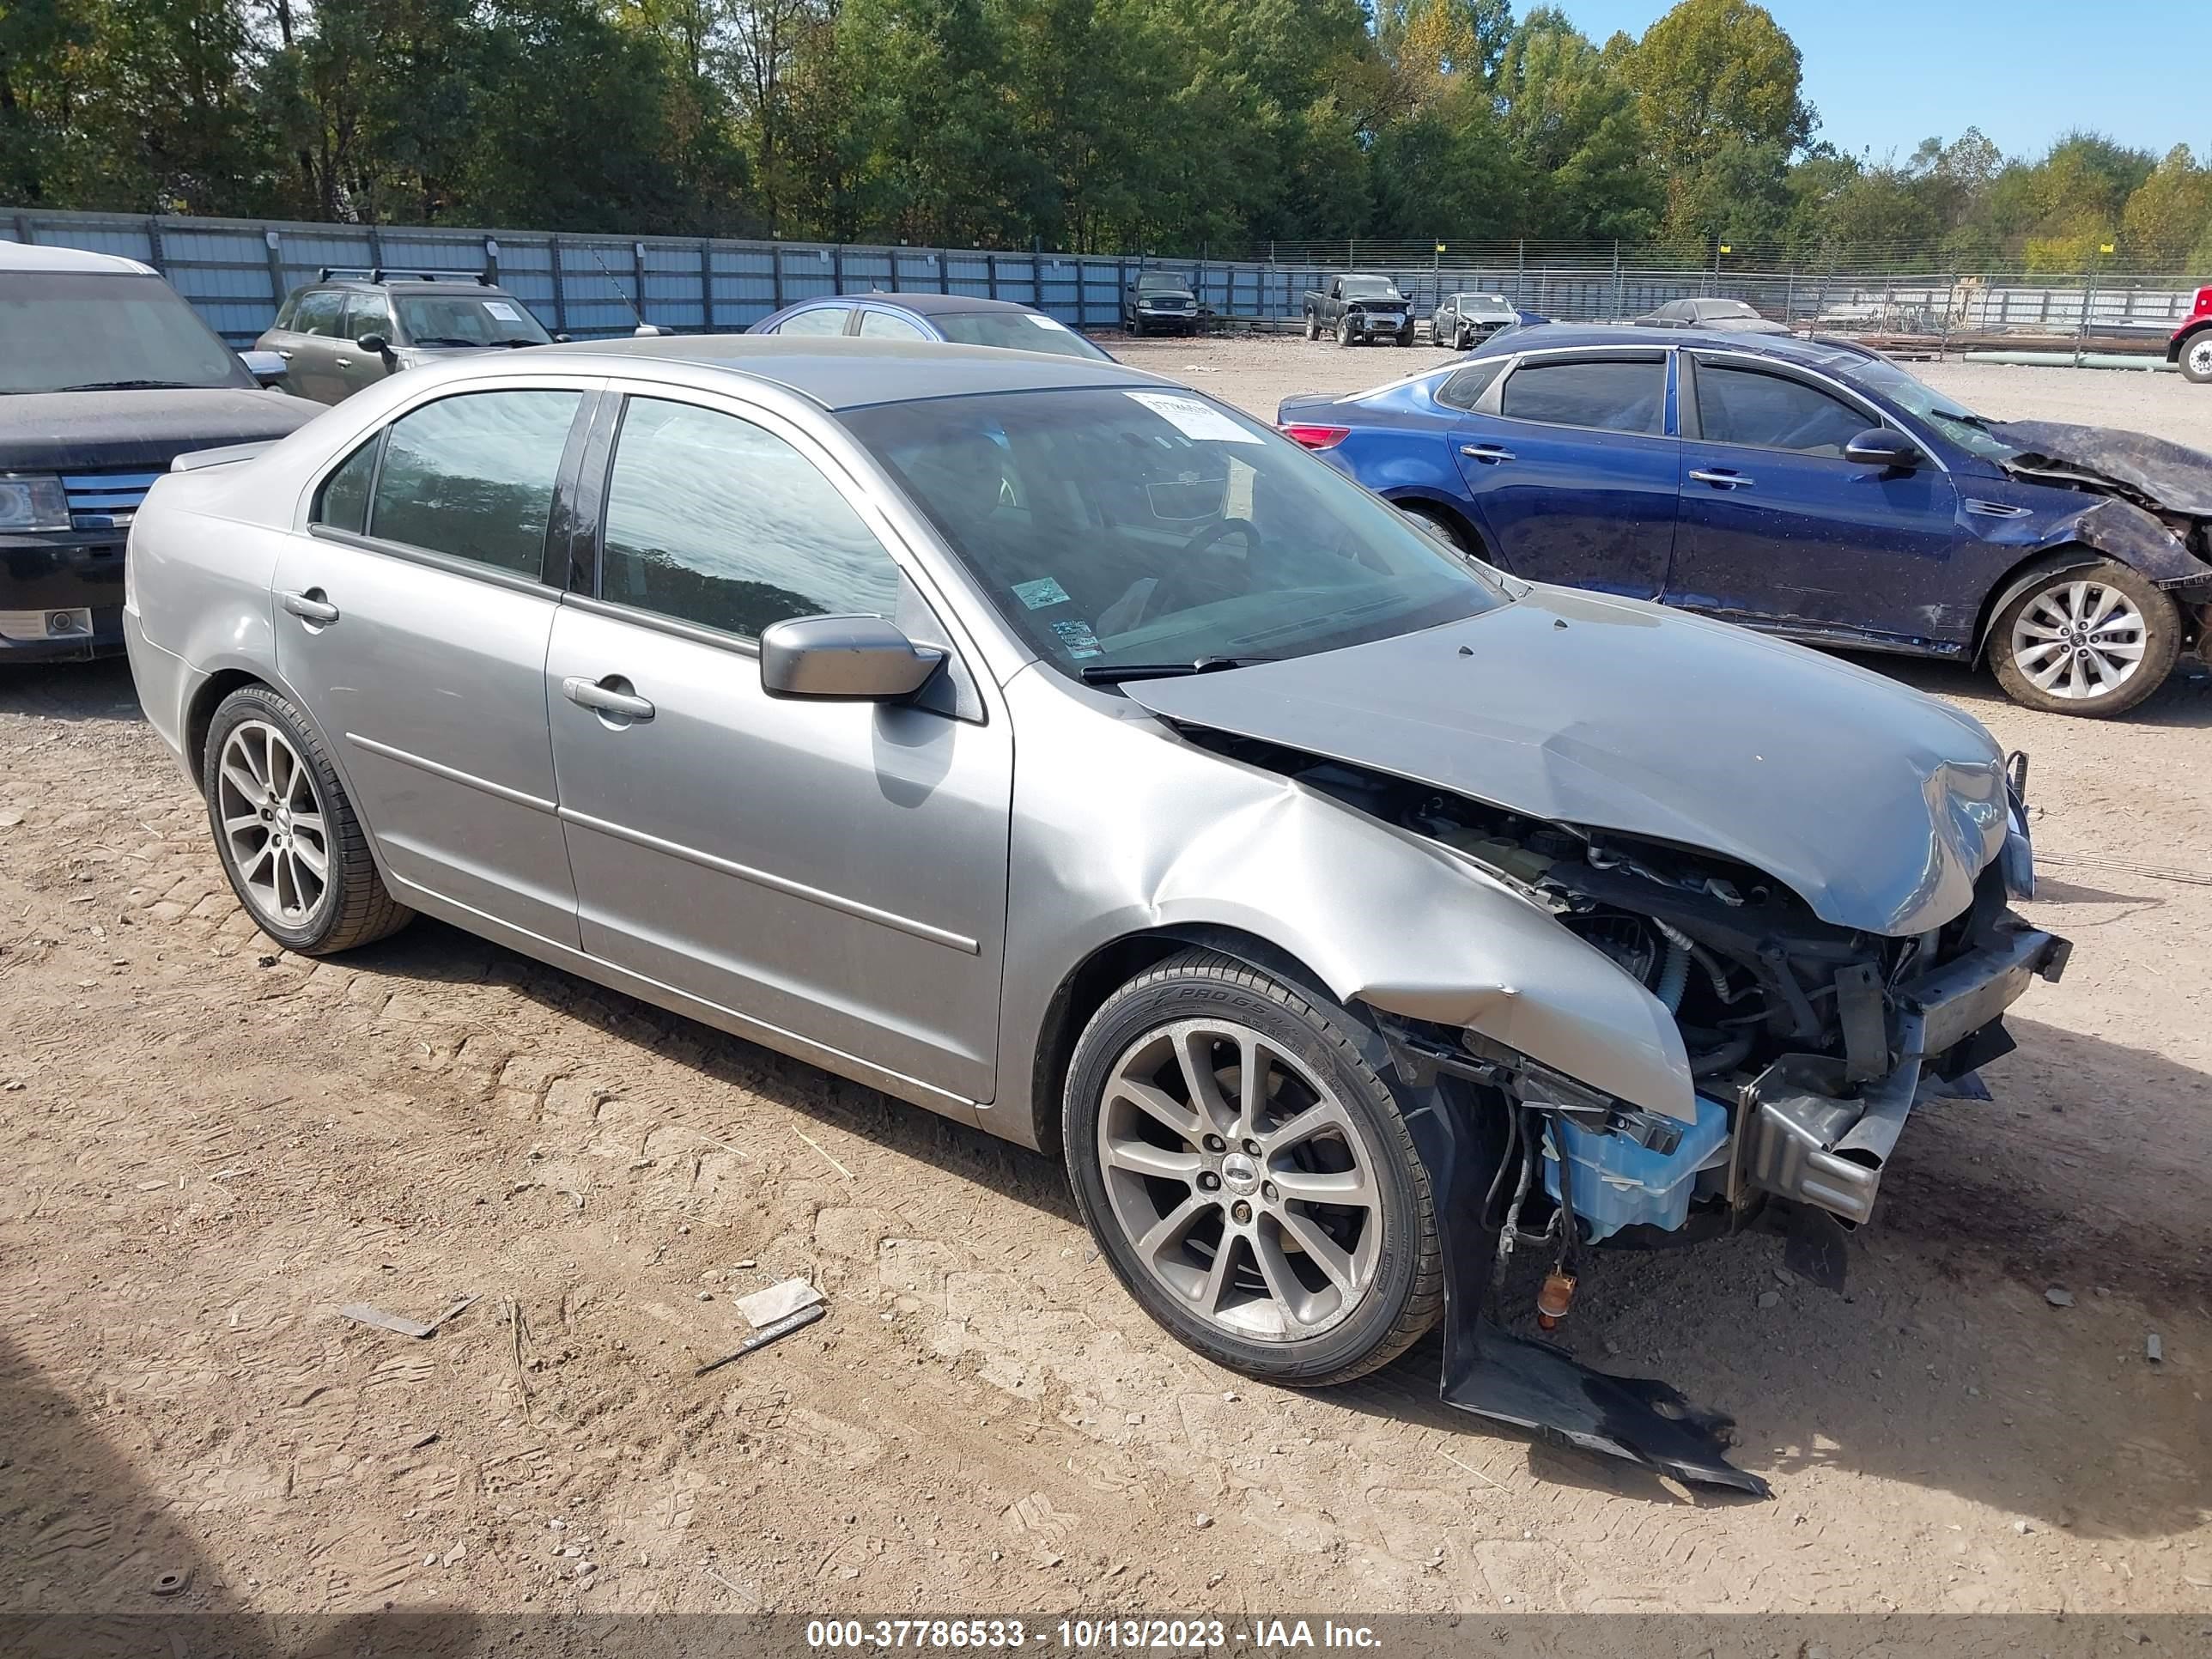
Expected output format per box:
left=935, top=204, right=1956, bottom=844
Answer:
left=581, top=242, right=662, bottom=336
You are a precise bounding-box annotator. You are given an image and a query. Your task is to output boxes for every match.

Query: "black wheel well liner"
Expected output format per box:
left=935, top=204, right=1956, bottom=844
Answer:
left=2169, top=318, right=2212, bottom=360
left=183, top=668, right=270, bottom=793
left=1026, top=924, right=1341, bottom=1157
left=1387, top=494, right=1494, bottom=560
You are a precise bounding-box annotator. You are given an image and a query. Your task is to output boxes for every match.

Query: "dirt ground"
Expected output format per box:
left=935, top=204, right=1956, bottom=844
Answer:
left=3, top=341, right=2209, bottom=1630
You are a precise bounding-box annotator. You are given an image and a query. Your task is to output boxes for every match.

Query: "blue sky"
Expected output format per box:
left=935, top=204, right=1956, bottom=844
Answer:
left=1559, top=3, right=2209, bottom=164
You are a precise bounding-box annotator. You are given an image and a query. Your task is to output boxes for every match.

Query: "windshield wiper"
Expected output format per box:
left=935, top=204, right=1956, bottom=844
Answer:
left=410, top=337, right=482, bottom=348
left=1079, top=655, right=1275, bottom=684
left=50, top=379, right=204, bottom=392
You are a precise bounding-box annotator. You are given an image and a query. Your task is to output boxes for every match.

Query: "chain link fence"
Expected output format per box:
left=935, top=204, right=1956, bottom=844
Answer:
left=7, top=207, right=2202, bottom=353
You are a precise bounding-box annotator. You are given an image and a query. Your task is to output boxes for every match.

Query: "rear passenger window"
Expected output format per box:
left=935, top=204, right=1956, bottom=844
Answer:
left=1692, top=362, right=1867, bottom=457
left=292, top=290, right=343, bottom=337
left=1501, top=358, right=1664, bottom=434
left=599, top=397, right=902, bottom=638
left=313, top=437, right=379, bottom=534
left=857, top=309, right=928, bottom=341
left=368, top=390, right=581, bottom=577
left=770, top=307, right=849, bottom=337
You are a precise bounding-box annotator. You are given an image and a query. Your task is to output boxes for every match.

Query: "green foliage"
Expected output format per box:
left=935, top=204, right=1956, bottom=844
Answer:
left=2, top=0, right=2208, bottom=275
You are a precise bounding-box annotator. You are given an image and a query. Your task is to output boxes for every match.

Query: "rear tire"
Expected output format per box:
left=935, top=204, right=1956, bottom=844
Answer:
left=1062, top=949, right=1443, bottom=1388
left=1396, top=501, right=1474, bottom=554
left=203, top=684, right=413, bottom=953
left=1989, top=558, right=2180, bottom=717
left=2180, top=331, right=2212, bottom=384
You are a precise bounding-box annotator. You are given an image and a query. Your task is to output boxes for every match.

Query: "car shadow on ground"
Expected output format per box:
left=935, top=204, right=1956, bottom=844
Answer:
left=346, top=921, right=2209, bottom=1538
left=0, top=658, right=144, bottom=726
left=1867, top=649, right=2212, bottom=726
left=0, top=1328, right=482, bottom=1655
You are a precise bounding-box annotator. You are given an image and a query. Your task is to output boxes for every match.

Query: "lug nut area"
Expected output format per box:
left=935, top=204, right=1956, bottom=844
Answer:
left=1197, top=1170, right=1220, bottom=1190
left=1231, top=1199, right=1253, bottom=1224
left=1261, top=1180, right=1278, bottom=1201
left=1202, top=1133, right=1226, bottom=1153
left=1241, top=1138, right=1261, bottom=1157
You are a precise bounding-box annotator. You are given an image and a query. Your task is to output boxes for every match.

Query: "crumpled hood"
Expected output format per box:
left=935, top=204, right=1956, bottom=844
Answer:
left=0, top=387, right=321, bottom=472
left=1994, top=418, right=2212, bottom=518
left=1126, top=585, right=2009, bottom=937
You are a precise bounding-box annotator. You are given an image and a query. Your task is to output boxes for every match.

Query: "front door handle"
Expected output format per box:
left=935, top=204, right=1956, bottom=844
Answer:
left=334, top=356, right=354, bottom=368
left=562, top=675, right=656, bottom=722
left=1689, top=468, right=1754, bottom=489
left=1461, top=443, right=1516, bottom=464
left=276, top=349, right=294, bottom=360
left=281, top=590, right=340, bottom=625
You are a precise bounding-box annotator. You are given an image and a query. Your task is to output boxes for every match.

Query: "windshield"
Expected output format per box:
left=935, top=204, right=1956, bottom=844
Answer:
left=0, top=270, right=250, bottom=394
left=1138, top=276, right=1190, bottom=295
left=843, top=386, right=1505, bottom=678
left=1844, top=355, right=2016, bottom=461
left=1464, top=295, right=1512, bottom=311
left=1342, top=279, right=1403, bottom=301
left=395, top=291, right=550, bottom=348
left=932, top=311, right=1114, bottom=361
left=1703, top=300, right=1759, bottom=318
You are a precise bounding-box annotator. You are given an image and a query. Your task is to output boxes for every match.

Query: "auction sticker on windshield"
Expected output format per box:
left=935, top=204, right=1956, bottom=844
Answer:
left=483, top=300, right=523, bottom=322
left=1125, top=391, right=1261, bottom=444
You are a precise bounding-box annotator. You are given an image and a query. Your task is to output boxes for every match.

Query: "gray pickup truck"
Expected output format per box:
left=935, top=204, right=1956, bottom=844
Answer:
left=1304, top=274, right=1413, bottom=346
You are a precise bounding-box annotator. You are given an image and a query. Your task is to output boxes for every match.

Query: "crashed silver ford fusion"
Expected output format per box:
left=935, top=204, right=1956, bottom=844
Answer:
left=122, top=337, right=2068, bottom=1493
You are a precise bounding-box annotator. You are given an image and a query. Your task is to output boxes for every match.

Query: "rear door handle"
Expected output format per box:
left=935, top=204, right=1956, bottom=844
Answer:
left=281, top=590, right=340, bottom=625
left=562, top=675, right=656, bottom=722
left=276, top=349, right=294, bottom=360
left=1461, top=444, right=1516, bottom=464
left=1688, top=468, right=1754, bottom=489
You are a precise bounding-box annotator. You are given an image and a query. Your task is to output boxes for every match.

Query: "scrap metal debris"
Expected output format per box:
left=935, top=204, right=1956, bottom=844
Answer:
left=2046, top=1287, right=2075, bottom=1308
left=339, top=1294, right=477, bottom=1340
left=2146, top=1334, right=2163, bottom=1364
left=149, top=1569, right=191, bottom=1597
left=694, top=1303, right=825, bottom=1376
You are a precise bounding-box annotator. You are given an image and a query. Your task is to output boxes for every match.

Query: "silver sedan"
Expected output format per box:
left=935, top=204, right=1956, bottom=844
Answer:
left=124, top=337, right=2065, bottom=1486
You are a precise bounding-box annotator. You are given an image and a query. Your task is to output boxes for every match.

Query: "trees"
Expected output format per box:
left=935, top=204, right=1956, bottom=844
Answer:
left=1, top=0, right=2205, bottom=276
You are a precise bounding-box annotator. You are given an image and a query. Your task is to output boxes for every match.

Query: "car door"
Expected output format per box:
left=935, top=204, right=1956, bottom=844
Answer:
left=338, top=291, right=398, bottom=399
left=1668, top=351, right=1965, bottom=646
left=1449, top=350, right=1680, bottom=598
left=274, top=381, right=599, bottom=946
left=280, top=289, right=348, bottom=404
left=544, top=387, right=1012, bottom=1104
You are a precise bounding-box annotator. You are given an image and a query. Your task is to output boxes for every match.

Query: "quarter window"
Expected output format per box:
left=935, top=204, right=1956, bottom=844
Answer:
left=771, top=307, right=850, bottom=337
left=313, top=437, right=379, bottom=534
left=857, top=309, right=929, bottom=341
left=367, top=389, right=581, bottom=576
left=599, top=397, right=902, bottom=638
left=1500, top=358, right=1665, bottom=434
left=1435, top=361, right=1504, bottom=411
left=1693, top=362, right=1868, bottom=457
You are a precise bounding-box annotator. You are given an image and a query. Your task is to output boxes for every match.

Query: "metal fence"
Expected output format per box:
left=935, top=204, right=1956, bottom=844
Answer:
left=5, top=206, right=2202, bottom=349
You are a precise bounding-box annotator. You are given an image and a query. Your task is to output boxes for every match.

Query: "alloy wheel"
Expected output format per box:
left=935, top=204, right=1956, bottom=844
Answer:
left=216, top=718, right=331, bottom=927
left=1094, top=1018, right=1384, bottom=1342
left=2009, top=579, right=2148, bottom=701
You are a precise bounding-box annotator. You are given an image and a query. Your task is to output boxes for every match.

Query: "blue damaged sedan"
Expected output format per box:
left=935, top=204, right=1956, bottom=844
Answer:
left=1279, top=326, right=2212, bottom=716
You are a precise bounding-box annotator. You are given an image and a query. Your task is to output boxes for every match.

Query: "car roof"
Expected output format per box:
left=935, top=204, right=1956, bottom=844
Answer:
left=784, top=291, right=1048, bottom=318
left=542, top=333, right=1158, bottom=410
left=0, top=241, right=158, bottom=276
left=313, top=275, right=514, bottom=295
left=1467, top=322, right=1834, bottom=362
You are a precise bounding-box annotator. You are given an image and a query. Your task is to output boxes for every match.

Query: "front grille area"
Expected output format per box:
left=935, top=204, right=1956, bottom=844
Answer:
left=62, top=470, right=162, bottom=532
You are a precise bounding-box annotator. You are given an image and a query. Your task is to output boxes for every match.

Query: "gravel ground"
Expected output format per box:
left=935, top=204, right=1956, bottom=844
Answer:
left=2, top=343, right=2207, bottom=1632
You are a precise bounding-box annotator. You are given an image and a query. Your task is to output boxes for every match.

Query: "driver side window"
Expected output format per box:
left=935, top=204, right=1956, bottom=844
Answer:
left=1692, top=362, right=1868, bottom=457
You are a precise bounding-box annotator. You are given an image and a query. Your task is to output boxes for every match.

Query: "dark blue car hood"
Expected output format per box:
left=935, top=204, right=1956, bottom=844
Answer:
left=1127, top=584, right=2009, bottom=937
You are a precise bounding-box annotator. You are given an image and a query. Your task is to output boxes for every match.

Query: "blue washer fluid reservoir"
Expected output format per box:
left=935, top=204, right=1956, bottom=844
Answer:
left=1540, top=1095, right=1733, bottom=1242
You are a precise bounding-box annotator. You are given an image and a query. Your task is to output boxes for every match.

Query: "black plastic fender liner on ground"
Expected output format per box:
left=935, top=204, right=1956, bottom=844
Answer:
left=1401, top=1086, right=1775, bottom=1498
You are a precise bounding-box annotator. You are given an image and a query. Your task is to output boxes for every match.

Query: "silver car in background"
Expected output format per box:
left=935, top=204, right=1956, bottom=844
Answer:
left=123, top=337, right=2066, bottom=1492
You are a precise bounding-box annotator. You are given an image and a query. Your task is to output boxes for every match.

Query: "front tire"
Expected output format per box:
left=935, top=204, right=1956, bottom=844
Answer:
left=1336, top=317, right=1355, bottom=348
left=1989, top=558, right=2180, bottom=717
left=2180, top=331, right=2212, bottom=384
left=203, top=684, right=413, bottom=953
left=1063, top=950, right=1443, bottom=1387
left=1396, top=327, right=1414, bottom=347
left=1304, top=314, right=1320, bottom=342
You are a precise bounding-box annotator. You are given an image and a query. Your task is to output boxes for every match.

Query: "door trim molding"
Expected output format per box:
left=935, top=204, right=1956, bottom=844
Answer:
left=556, top=804, right=981, bottom=955
left=345, top=732, right=558, bottom=815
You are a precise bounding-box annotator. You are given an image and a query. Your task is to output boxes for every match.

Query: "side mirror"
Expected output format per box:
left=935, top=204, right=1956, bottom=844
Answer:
left=759, top=616, right=945, bottom=702
left=237, top=349, right=288, bottom=388
left=355, top=332, right=390, bottom=356
left=553, top=332, right=573, bottom=343
left=1844, top=427, right=1922, bottom=471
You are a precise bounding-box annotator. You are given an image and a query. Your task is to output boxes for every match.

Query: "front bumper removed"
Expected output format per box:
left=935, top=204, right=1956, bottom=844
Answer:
left=1735, top=923, right=2069, bottom=1227
left=1393, top=918, right=2070, bottom=1497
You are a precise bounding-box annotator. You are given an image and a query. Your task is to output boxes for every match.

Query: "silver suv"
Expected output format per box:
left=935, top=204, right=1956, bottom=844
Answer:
left=123, top=337, right=2064, bottom=1492
left=256, top=269, right=553, bottom=404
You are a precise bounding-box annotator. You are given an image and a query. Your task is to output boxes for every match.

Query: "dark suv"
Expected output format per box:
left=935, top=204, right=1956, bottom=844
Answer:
left=256, top=269, right=554, bottom=405
left=1, top=241, right=316, bottom=661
